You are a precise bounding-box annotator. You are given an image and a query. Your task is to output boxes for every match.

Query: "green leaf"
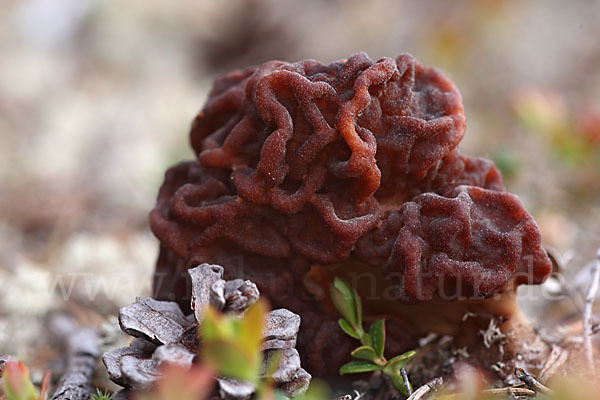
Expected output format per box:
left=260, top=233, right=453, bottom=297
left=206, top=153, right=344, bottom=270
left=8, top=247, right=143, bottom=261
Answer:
left=200, top=302, right=267, bottom=385
left=339, top=361, right=381, bottom=375
left=202, top=340, right=259, bottom=382
left=354, top=288, right=363, bottom=328
left=200, top=307, right=222, bottom=340
left=351, top=346, right=378, bottom=362
left=383, top=350, right=416, bottom=375
left=289, top=379, right=331, bottom=400
left=338, top=319, right=360, bottom=339
left=330, top=278, right=358, bottom=327
left=369, top=319, right=385, bottom=358
left=273, top=389, right=289, bottom=400
left=239, top=300, right=267, bottom=356
left=391, top=371, right=410, bottom=396
left=360, top=332, right=372, bottom=347
left=264, top=349, right=283, bottom=379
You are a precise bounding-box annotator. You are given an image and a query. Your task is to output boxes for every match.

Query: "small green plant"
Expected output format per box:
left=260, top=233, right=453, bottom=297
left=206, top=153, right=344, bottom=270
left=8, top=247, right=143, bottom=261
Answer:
left=200, top=300, right=328, bottom=399
left=1, top=361, right=50, bottom=400
left=90, top=389, right=113, bottom=400
left=330, top=277, right=416, bottom=396
left=201, top=300, right=267, bottom=387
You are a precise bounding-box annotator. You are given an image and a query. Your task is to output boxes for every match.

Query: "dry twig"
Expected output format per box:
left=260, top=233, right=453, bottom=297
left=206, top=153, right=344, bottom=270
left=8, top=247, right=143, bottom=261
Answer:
left=49, top=315, right=100, bottom=400
left=583, top=248, right=600, bottom=372
left=438, top=387, right=536, bottom=399
left=483, top=387, right=536, bottom=397
left=539, top=345, right=569, bottom=382
left=407, top=377, right=443, bottom=400
left=401, top=367, right=412, bottom=396
left=0, top=355, right=10, bottom=377
left=515, top=367, right=552, bottom=395
left=335, top=391, right=363, bottom=400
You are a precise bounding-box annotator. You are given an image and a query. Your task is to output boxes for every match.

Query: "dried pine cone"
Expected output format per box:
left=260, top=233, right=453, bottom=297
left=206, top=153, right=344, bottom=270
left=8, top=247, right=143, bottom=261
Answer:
left=102, top=264, right=310, bottom=399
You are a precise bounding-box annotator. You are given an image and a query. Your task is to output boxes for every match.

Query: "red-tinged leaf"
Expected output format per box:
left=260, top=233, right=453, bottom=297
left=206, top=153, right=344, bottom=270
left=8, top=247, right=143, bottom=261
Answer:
left=2, top=361, right=39, bottom=400
left=137, top=364, right=214, bottom=400
left=38, top=371, right=51, bottom=400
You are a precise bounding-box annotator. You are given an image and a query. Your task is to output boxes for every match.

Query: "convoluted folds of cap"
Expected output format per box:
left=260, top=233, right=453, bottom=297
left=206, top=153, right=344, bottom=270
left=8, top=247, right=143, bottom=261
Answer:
left=150, top=51, right=551, bottom=307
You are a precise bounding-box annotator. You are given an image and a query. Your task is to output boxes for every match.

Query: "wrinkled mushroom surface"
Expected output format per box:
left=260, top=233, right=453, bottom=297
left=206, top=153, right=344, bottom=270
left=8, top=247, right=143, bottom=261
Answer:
left=150, top=52, right=552, bottom=375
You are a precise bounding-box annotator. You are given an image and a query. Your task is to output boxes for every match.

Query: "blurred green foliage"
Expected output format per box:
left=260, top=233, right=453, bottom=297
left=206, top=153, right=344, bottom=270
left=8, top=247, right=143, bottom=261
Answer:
left=201, top=300, right=266, bottom=385
left=491, top=149, right=520, bottom=179
left=513, top=88, right=600, bottom=168
left=200, top=300, right=329, bottom=399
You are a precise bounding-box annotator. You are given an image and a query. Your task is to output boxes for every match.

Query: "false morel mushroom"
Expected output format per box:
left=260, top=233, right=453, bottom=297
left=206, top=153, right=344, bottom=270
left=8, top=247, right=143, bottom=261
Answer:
left=150, top=52, right=553, bottom=378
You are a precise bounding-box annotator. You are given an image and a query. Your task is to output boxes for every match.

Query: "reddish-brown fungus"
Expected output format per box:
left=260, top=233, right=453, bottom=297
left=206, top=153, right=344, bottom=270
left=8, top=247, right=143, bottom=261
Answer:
left=150, top=52, right=552, bottom=376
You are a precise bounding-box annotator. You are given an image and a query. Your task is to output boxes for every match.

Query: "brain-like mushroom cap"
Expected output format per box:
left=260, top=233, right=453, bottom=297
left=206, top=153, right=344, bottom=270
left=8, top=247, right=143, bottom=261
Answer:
left=151, top=52, right=553, bottom=375
left=151, top=52, right=550, bottom=306
left=356, top=185, right=550, bottom=303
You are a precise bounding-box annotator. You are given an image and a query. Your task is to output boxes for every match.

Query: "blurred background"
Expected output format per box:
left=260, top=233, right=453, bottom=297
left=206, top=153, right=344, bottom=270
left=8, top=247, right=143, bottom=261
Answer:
left=1, top=0, right=599, bottom=364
